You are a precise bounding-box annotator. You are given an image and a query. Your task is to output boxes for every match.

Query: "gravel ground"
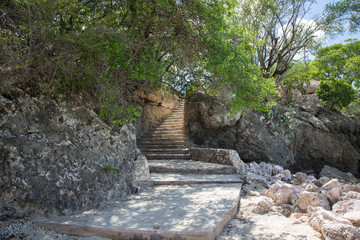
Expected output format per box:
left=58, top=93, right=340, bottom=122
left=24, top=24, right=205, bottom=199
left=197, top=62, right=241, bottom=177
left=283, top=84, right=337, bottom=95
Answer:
left=217, top=184, right=322, bottom=240
left=0, top=222, right=107, bottom=240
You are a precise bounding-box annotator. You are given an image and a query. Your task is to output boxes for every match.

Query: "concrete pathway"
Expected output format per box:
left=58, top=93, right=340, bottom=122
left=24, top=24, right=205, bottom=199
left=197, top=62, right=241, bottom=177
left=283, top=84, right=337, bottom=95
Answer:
left=35, top=101, right=243, bottom=240
left=35, top=184, right=241, bottom=240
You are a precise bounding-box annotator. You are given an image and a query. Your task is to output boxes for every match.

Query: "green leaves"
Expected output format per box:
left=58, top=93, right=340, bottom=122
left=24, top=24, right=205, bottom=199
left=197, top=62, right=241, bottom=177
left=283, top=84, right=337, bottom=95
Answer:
left=312, top=40, right=359, bottom=111
left=316, top=79, right=356, bottom=111
left=324, top=0, right=360, bottom=33
left=2, top=0, right=280, bottom=121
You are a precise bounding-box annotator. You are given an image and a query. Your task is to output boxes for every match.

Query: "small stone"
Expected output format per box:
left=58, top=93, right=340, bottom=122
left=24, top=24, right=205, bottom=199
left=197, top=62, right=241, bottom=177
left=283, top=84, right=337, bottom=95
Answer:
left=343, top=191, right=360, bottom=200
left=315, top=176, right=330, bottom=187
left=319, top=187, right=341, bottom=205
left=307, top=206, right=352, bottom=233
left=265, top=181, right=301, bottom=205
left=296, top=191, right=331, bottom=211
left=332, top=199, right=360, bottom=226
left=321, top=222, right=360, bottom=240
left=342, top=184, right=360, bottom=193
left=293, top=172, right=308, bottom=185
left=323, top=179, right=341, bottom=189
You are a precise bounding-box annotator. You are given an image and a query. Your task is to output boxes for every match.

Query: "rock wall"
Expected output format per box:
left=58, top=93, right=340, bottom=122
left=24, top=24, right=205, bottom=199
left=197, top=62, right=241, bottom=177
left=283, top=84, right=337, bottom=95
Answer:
left=185, top=92, right=360, bottom=176
left=132, top=89, right=180, bottom=138
left=0, top=89, right=137, bottom=221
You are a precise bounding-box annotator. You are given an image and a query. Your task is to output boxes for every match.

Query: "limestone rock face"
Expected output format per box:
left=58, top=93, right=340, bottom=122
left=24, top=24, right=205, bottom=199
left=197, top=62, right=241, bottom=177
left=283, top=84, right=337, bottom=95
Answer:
left=292, top=108, right=360, bottom=175
left=197, top=101, right=241, bottom=130
left=185, top=92, right=360, bottom=175
left=132, top=88, right=180, bottom=137
left=0, top=90, right=137, bottom=220
left=320, top=165, right=359, bottom=184
left=235, top=111, right=295, bottom=167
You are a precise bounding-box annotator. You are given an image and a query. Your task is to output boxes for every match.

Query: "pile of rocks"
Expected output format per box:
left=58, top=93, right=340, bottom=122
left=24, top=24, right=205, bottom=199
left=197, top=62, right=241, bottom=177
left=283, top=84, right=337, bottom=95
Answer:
left=240, top=162, right=360, bottom=239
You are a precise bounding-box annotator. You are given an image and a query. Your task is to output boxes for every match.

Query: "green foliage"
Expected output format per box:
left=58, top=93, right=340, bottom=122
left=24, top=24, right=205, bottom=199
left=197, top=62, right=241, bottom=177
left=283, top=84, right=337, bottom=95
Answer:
left=1, top=0, right=278, bottom=117
left=316, top=79, right=356, bottom=111
left=343, top=97, right=360, bottom=119
left=281, top=61, right=314, bottom=102
left=266, top=106, right=298, bottom=137
left=103, top=165, right=121, bottom=173
left=311, top=40, right=359, bottom=110
left=324, top=0, right=360, bottom=33
left=312, top=40, right=360, bottom=87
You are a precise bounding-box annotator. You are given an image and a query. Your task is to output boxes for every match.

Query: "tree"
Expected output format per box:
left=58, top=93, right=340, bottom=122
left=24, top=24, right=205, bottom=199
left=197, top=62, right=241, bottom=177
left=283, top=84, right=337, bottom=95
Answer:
left=316, top=79, right=355, bottom=111
left=312, top=40, right=360, bottom=88
left=324, top=0, right=360, bottom=33
left=0, top=0, right=278, bottom=119
left=312, top=40, right=360, bottom=110
left=237, top=0, right=325, bottom=85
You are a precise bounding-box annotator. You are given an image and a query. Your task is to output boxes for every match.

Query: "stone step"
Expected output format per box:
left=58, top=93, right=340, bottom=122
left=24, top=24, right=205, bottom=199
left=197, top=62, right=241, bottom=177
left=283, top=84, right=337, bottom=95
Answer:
left=34, top=184, right=241, bottom=240
left=142, top=149, right=190, bottom=154
left=141, top=134, right=186, bottom=139
left=140, top=138, right=187, bottom=144
left=145, top=153, right=191, bottom=160
left=138, top=144, right=187, bottom=150
left=148, top=160, right=237, bottom=174
left=166, top=116, right=184, bottom=119
left=151, top=128, right=185, bottom=133
left=145, top=133, right=186, bottom=138
left=150, top=173, right=243, bottom=185
left=138, top=140, right=186, bottom=145
left=159, top=120, right=184, bottom=124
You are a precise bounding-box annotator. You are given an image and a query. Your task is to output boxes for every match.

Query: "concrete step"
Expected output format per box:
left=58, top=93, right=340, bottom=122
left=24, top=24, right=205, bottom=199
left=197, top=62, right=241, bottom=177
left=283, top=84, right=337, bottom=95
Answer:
left=145, top=134, right=186, bottom=139
left=150, top=173, right=243, bottom=185
left=34, top=184, right=241, bottom=240
left=138, top=140, right=186, bottom=145
left=138, top=144, right=187, bottom=150
left=151, top=128, right=185, bottom=133
left=142, top=149, right=190, bottom=154
left=148, top=160, right=237, bottom=174
left=145, top=153, right=191, bottom=160
left=159, top=120, right=184, bottom=124
left=140, top=136, right=186, bottom=141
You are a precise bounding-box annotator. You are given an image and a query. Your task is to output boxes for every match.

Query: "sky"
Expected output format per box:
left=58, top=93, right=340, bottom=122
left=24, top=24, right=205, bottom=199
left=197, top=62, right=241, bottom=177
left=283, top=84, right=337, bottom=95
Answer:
left=308, top=0, right=359, bottom=46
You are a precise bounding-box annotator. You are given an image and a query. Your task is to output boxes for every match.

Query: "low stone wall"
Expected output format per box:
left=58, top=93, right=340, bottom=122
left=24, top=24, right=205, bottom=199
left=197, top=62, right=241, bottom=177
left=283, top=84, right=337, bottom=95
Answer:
left=190, top=147, right=245, bottom=172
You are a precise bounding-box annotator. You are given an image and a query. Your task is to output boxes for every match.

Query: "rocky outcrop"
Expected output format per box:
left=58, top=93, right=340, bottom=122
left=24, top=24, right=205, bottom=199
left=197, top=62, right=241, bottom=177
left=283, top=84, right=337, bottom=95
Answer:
left=320, top=165, right=359, bottom=184
left=292, top=107, right=360, bottom=175
left=0, top=89, right=137, bottom=221
left=185, top=92, right=360, bottom=175
left=132, top=89, right=180, bottom=138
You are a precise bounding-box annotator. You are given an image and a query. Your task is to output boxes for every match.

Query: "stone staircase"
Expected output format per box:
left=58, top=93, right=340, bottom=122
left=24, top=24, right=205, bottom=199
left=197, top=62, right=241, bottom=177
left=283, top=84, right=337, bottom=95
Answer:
left=138, top=100, right=190, bottom=161
left=138, top=100, right=241, bottom=186
left=34, top=100, right=243, bottom=240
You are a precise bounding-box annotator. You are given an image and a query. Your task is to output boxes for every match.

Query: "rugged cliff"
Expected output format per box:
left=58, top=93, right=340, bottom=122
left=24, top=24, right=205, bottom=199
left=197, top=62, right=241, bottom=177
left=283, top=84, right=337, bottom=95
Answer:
left=185, top=92, right=360, bottom=176
left=0, top=89, right=137, bottom=221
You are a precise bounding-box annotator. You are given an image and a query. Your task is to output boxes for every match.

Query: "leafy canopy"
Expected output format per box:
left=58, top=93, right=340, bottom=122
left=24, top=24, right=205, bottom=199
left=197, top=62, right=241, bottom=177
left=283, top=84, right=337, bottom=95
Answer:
left=1, top=0, right=278, bottom=117
left=312, top=40, right=360, bottom=111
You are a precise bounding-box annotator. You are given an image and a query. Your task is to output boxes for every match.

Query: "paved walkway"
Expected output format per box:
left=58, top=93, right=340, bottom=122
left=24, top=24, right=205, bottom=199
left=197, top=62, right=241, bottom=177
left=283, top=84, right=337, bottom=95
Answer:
left=35, top=101, right=242, bottom=240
